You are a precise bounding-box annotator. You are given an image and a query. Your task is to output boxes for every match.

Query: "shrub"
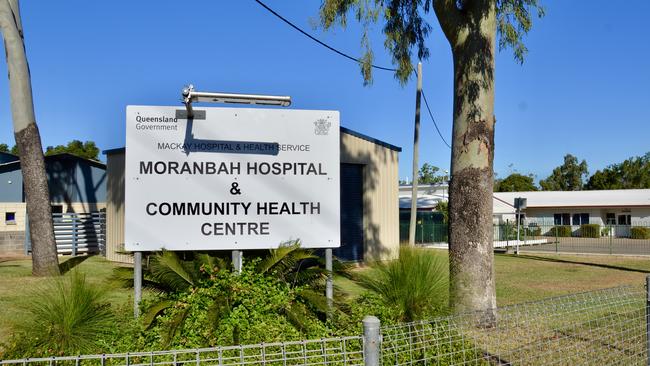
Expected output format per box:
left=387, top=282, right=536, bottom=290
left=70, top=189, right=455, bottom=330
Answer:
left=525, top=226, right=542, bottom=237
left=580, top=224, right=600, bottom=238
left=550, top=225, right=572, bottom=237
left=601, top=227, right=611, bottom=236
left=353, top=247, right=447, bottom=322
left=631, top=226, right=650, bottom=239
left=3, top=271, right=114, bottom=358
left=144, top=259, right=330, bottom=348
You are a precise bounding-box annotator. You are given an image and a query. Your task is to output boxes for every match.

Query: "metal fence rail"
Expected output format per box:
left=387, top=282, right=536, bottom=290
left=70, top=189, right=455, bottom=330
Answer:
left=0, top=336, right=364, bottom=366
left=25, top=212, right=106, bottom=256
left=1, top=285, right=648, bottom=366
left=405, top=221, right=650, bottom=255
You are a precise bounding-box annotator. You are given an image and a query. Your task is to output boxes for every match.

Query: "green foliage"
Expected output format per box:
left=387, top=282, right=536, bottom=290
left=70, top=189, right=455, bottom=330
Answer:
left=145, top=260, right=329, bottom=348
left=586, top=152, right=650, bottom=190
left=418, top=163, right=446, bottom=185
left=2, top=271, right=114, bottom=358
left=0, top=143, right=19, bottom=155
left=525, top=226, right=542, bottom=236
left=631, top=227, right=650, bottom=240
left=494, top=173, right=537, bottom=192
left=540, top=154, right=589, bottom=191
left=354, top=247, right=447, bottom=322
left=601, top=227, right=611, bottom=236
left=45, top=140, right=100, bottom=160
left=320, top=0, right=544, bottom=84
left=550, top=226, right=572, bottom=237
left=112, top=244, right=348, bottom=348
left=580, top=224, right=600, bottom=238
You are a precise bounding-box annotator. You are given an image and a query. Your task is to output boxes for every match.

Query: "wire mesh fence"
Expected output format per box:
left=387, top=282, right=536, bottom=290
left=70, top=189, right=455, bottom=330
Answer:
left=0, top=336, right=365, bottom=366
left=403, top=221, right=650, bottom=255
left=1, top=285, right=648, bottom=366
left=381, top=285, right=647, bottom=365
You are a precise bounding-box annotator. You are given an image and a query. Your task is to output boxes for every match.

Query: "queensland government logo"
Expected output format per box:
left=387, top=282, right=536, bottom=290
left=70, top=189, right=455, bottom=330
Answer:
left=314, top=119, right=331, bottom=135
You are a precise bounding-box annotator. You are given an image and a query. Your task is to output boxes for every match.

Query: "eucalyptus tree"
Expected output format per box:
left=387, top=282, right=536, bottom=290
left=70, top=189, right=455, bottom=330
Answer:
left=320, top=0, right=543, bottom=313
left=0, top=0, right=59, bottom=275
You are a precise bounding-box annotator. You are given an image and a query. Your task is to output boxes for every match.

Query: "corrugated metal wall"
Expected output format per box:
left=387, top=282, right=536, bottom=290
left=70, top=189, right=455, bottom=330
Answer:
left=340, top=132, right=399, bottom=261
left=104, top=129, right=400, bottom=263
left=105, top=151, right=132, bottom=263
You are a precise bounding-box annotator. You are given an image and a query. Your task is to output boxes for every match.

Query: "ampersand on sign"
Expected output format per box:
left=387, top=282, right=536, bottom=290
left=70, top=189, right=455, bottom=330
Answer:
left=230, top=182, right=242, bottom=195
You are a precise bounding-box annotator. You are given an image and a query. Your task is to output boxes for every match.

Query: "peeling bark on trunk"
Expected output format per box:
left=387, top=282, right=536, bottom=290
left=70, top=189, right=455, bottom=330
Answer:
left=447, top=4, right=497, bottom=316
left=0, top=0, right=59, bottom=276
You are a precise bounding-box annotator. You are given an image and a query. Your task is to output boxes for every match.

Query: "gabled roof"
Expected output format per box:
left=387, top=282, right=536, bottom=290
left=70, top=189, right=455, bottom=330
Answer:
left=0, top=153, right=106, bottom=171
left=0, top=151, right=19, bottom=164
left=493, top=189, right=650, bottom=208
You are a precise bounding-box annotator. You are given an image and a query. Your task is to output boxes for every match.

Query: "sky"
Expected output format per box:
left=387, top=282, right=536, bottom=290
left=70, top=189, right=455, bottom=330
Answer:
left=0, top=1, right=648, bottom=184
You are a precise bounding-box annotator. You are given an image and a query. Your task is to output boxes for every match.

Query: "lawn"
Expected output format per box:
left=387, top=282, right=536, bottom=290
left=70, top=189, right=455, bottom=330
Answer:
left=337, top=250, right=650, bottom=305
left=0, top=256, right=133, bottom=348
left=2, top=251, right=650, bottom=348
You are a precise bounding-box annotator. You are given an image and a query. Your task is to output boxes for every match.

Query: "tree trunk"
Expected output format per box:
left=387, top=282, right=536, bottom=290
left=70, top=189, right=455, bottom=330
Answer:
left=447, top=4, right=497, bottom=315
left=0, top=0, right=60, bottom=276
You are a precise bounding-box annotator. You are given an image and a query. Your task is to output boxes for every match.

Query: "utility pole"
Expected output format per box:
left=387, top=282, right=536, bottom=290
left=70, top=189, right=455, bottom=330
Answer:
left=408, top=62, right=422, bottom=246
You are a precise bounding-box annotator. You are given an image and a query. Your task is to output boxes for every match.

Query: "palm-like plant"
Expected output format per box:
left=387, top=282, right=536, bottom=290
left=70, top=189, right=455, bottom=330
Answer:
left=5, top=271, right=114, bottom=357
left=111, top=242, right=349, bottom=345
left=354, top=246, right=448, bottom=322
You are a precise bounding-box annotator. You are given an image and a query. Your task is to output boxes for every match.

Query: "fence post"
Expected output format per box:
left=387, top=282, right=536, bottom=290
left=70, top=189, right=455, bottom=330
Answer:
left=609, top=226, right=613, bottom=255
left=363, top=316, right=381, bottom=366
left=646, top=275, right=650, bottom=366
left=555, top=226, right=558, bottom=254
left=72, top=214, right=78, bottom=256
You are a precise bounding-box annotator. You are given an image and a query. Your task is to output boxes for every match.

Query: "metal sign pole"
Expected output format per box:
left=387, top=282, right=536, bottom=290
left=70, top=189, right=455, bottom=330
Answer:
left=325, top=248, right=333, bottom=315
left=133, top=251, right=142, bottom=318
left=232, top=250, right=242, bottom=274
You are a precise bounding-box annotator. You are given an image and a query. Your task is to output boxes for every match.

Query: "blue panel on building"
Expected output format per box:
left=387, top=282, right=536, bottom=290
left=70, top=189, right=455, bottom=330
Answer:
left=0, top=153, right=106, bottom=204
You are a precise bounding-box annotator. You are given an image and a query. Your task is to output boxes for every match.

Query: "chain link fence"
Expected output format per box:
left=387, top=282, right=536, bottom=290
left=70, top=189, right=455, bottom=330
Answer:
left=2, top=283, right=649, bottom=366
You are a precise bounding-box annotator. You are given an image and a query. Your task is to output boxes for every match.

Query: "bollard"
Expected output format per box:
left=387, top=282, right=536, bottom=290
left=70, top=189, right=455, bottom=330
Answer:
left=640, top=276, right=650, bottom=366
left=363, top=316, right=381, bottom=366
left=646, top=276, right=650, bottom=366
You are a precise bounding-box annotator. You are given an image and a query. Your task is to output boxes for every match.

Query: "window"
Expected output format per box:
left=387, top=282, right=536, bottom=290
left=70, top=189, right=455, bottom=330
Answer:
left=618, top=214, right=631, bottom=226
left=606, top=213, right=616, bottom=225
left=554, top=213, right=570, bottom=225
left=572, top=213, right=589, bottom=225
left=51, top=205, right=63, bottom=214
left=5, top=212, right=16, bottom=224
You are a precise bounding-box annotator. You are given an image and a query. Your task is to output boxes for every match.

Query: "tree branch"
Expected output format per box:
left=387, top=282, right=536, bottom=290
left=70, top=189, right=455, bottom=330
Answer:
left=433, top=0, right=464, bottom=45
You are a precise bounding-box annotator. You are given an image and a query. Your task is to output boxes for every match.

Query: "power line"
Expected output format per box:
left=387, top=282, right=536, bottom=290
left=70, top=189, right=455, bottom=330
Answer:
left=421, top=89, right=451, bottom=149
left=252, top=0, right=397, bottom=72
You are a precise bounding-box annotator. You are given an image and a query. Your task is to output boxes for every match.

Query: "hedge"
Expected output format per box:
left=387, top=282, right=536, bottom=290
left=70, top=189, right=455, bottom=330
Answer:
left=550, top=225, right=572, bottom=237
left=580, top=224, right=600, bottom=238
left=525, top=226, right=542, bottom=236
left=631, top=226, right=650, bottom=239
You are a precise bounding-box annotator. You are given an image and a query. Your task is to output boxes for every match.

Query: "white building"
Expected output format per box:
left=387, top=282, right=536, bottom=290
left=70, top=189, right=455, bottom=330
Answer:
left=492, top=190, right=650, bottom=227
left=399, top=185, right=650, bottom=229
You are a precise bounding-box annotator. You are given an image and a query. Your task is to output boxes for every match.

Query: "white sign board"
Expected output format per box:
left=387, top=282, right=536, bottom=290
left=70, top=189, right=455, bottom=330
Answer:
left=125, top=105, right=340, bottom=251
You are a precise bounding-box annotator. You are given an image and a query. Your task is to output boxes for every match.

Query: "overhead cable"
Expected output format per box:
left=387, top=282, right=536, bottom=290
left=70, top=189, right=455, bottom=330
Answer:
left=421, top=89, right=451, bottom=149
left=252, top=0, right=397, bottom=72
